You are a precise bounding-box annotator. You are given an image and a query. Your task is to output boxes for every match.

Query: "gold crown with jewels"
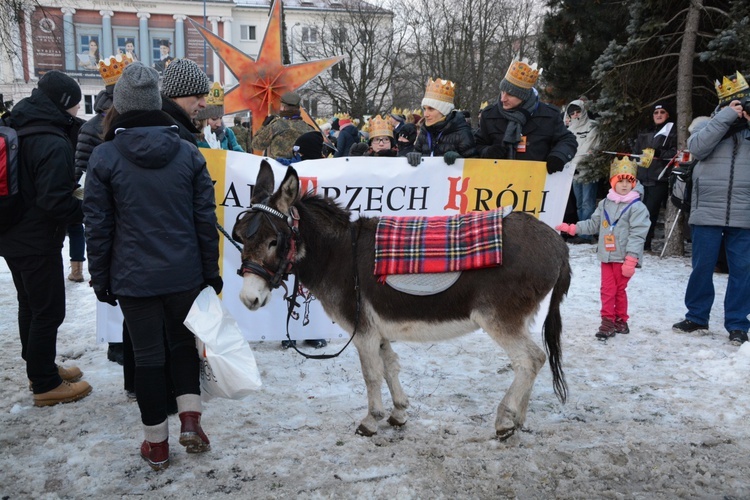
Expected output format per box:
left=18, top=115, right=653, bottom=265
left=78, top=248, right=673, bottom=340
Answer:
left=715, top=71, right=749, bottom=104
left=424, top=78, right=456, bottom=103
left=98, top=53, right=135, bottom=86
left=504, top=58, right=542, bottom=89
left=609, top=156, right=638, bottom=180
left=369, top=114, right=393, bottom=138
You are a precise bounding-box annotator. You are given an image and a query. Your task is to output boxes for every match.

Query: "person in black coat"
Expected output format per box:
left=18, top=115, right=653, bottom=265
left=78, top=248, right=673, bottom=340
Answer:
left=333, top=115, right=359, bottom=158
left=0, top=71, right=93, bottom=407
left=633, top=101, right=678, bottom=251
left=475, top=59, right=577, bottom=174
left=159, top=58, right=210, bottom=145
left=84, top=63, right=220, bottom=471
left=408, top=78, right=477, bottom=166
left=396, top=123, right=417, bottom=156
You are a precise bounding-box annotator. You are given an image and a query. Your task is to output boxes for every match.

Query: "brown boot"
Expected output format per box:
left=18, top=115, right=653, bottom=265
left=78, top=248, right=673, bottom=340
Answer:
left=141, top=421, right=170, bottom=470
left=33, top=379, right=92, bottom=407
left=28, top=365, right=83, bottom=391
left=595, top=318, right=616, bottom=339
left=67, top=261, right=84, bottom=282
left=179, top=412, right=211, bottom=453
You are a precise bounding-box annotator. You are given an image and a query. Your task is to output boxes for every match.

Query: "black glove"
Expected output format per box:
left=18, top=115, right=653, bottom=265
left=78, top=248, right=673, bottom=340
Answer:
left=481, top=145, right=505, bottom=159
left=94, top=288, right=118, bottom=307
left=203, top=276, right=224, bottom=295
left=406, top=152, right=422, bottom=167
left=443, top=151, right=461, bottom=165
left=546, top=156, right=566, bottom=174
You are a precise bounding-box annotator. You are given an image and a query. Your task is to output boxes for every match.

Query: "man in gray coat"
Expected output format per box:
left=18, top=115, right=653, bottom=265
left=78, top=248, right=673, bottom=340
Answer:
left=672, top=71, right=750, bottom=345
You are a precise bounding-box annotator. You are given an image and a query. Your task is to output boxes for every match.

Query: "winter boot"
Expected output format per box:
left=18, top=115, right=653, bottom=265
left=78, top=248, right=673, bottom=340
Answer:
left=141, top=420, right=169, bottom=471
left=177, top=394, right=210, bottom=453
left=67, top=261, right=84, bottom=283
left=595, top=318, right=616, bottom=339
left=33, top=379, right=92, bottom=407
left=28, top=364, right=83, bottom=391
left=614, top=319, right=630, bottom=334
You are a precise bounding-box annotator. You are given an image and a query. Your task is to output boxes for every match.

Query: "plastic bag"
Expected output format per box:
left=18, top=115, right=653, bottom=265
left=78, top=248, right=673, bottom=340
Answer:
left=184, top=287, right=262, bottom=400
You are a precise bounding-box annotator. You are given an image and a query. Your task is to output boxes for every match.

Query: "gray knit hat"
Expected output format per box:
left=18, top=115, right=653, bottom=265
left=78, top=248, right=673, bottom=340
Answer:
left=498, top=59, right=541, bottom=103
left=161, top=59, right=210, bottom=99
left=114, top=62, right=161, bottom=114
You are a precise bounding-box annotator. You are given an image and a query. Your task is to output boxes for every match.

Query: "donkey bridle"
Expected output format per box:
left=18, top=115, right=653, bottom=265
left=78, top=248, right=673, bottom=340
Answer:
left=234, top=201, right=361, bottom=360
left=236, top=203, right=300, bottom=292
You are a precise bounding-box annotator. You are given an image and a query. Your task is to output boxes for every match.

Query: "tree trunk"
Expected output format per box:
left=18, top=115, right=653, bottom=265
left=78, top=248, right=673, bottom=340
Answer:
left=663, top=0, right=701, bottom=258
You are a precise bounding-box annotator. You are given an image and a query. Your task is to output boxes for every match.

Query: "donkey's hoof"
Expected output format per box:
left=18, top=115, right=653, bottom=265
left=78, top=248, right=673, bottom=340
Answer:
left=495, top=427, right=516, bottom=441
left=387, top=415, right=407, bottom=427
left=355, top=423, right=377, bottom=437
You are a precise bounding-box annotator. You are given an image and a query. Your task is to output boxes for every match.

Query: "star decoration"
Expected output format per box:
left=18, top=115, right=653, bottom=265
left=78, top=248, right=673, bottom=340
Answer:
left=189, top=0, right=343, bottom=135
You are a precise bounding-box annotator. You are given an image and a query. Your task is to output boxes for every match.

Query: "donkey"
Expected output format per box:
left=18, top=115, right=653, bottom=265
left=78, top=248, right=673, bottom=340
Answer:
left=233, top=161, right=571, bottom=439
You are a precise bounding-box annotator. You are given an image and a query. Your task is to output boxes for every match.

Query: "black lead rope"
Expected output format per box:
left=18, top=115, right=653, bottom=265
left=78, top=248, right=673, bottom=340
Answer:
left=284, top=225, right=361, bottom=360
left=216, top=222, right=243, bottom=253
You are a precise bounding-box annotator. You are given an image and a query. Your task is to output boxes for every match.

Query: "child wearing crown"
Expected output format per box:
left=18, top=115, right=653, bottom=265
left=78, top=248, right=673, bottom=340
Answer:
left=556, top=157, right=651, bottom=339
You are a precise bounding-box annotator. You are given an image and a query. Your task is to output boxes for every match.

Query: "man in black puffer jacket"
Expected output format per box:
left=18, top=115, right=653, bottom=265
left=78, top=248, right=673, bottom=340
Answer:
left=475, top=59, right=576, bottom=174
left=0, top=71, right=93, bottom=407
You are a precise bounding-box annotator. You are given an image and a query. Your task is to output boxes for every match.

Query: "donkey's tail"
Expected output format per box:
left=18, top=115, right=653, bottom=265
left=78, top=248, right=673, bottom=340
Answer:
left=543, top=250, right=571, bottom=404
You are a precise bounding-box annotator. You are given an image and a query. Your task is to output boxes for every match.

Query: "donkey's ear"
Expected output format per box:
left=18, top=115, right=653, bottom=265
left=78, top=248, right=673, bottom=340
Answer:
left=252, top=160, right=275, bottom=203
left=274, top=166, right=300, bottom=214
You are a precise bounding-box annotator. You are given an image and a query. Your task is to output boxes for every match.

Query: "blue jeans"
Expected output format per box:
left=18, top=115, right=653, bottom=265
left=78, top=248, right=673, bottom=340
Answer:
left=67, top=224, right=85, bottom=261
left=573, top=181, right=598, bottom=240
left=685, top=225, right=750, bottom=333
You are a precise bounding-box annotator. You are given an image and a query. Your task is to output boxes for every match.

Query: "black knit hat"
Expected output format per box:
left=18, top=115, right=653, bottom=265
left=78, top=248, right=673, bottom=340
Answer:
left=38, top=71, right=82, bottom=111
left=294, top=131, right=324, bottom=160
left=653, top=101, right=674, bottom=119
left=161, top=59, right=210, bottom=99
left=397, top=123, right=417, bottom=144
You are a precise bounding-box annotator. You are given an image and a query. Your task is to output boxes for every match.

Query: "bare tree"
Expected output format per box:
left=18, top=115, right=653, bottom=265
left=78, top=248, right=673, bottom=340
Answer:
left=291, top=0, right=414, bottom=120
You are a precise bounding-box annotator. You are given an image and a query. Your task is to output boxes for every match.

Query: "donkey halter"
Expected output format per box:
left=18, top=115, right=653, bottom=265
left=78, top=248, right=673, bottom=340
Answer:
left=236, top=203, right=300, bottom=291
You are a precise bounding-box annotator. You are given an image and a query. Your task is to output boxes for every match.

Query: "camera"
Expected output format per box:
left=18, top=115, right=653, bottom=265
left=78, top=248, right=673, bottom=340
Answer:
left=742, top=97, right=750, bottom=115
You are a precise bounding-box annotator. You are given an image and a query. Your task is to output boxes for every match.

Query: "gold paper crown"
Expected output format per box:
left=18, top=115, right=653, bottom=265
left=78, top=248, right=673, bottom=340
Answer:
left=480, top=101, right=489, bottom=110
left=390, top=107, right=403, bottom=116
left=98, top=53, right=134, bottom=86
left=334, top=112, right=351, bottom=121
left=315, top=117, right=328, bottom=126
left=206, top=82, right=224, bottom=106
left=504, top=58, right=542, bottom=89
left=715, top=71, right=749, bottom=104
left=424, top=78, right=456, bottom=103
left=609, top=156, right=638, bottom=180
left=369, top=114, right=393, bottom=138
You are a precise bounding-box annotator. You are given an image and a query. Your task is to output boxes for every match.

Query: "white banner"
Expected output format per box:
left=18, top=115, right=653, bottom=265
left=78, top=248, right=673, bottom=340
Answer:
left=97, top=153, right=573, bottom=343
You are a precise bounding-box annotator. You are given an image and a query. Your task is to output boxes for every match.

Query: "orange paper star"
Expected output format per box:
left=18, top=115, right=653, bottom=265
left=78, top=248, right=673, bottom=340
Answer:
left=189, top=0, right=342, bottom=135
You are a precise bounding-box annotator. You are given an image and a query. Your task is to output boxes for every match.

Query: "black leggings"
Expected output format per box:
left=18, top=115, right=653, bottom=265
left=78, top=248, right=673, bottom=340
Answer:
left=119, top=288, right=201, bottom=425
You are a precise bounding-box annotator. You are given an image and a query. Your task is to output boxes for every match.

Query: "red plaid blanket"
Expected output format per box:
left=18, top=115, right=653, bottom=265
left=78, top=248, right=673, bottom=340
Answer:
left=373, top=208, right=503, bottom=276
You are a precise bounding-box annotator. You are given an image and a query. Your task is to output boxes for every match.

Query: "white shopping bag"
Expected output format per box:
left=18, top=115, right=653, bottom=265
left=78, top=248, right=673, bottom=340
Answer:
left=184, top=287, right=262, bottom=400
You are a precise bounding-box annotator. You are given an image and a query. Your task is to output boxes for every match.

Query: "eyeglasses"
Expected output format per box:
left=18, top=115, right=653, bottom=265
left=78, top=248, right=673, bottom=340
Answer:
left=373, top=137, right=390, bottom=144
left=653, top=110, right=668, bottom=115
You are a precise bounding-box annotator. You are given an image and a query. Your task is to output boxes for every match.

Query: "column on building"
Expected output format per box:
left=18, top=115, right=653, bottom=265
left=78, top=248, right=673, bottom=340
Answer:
left=221, top=17, right=235, bottom=87
left=208, top=16, right=221, bottom=83
left=173, top=15, right=187, bottom=59
left=99, top=10, right=114, bottom=59
left=61, top=7, right=76, bottom=72
left=137, top=12, right=151, bottom=67
left=23, top=6, right=36, bottom=81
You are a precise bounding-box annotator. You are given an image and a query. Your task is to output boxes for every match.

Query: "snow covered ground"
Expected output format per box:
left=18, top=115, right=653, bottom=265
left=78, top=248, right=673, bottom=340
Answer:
left=1, top=242, right=749, bottom=498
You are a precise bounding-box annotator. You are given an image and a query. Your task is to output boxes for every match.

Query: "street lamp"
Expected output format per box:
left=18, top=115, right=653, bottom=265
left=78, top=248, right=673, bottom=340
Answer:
left=290, top=22, right=301, bottom=64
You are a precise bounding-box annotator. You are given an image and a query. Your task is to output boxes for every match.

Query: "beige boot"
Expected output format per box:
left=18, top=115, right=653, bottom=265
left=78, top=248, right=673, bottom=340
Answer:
left=67, top=261, right=84, bottom=282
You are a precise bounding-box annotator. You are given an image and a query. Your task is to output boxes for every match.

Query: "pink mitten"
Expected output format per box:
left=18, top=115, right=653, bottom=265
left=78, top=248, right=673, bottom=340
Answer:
left=555, top=223, right=577, bottom=237
left=622, top=256, right=638, bottom=277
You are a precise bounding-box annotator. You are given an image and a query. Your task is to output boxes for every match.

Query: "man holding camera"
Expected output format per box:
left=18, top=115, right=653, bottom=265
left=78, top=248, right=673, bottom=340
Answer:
left=672, top=71, right=750, bottom=346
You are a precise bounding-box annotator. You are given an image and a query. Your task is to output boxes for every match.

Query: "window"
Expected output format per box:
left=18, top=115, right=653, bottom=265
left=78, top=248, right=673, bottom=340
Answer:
left=114, top=33, right=139, bottom=61
left=332, top=27, right=346, bottom=45
left=83, top=94, right=95, bottom=115
left=240, top=25, right=256, bottom=41
left=332, top=62, right=346, bottom=80
left=76, top=30, right=102, bottom=72
left=302, top=97, right=318, bottom=116
left=301, top=26, right=318, bottom=43
left=151, top=34, right=174, bottom=73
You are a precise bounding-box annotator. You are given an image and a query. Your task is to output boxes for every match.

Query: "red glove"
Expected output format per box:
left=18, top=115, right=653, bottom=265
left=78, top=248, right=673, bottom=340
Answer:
left=622, top=256, right=638, bottom=277
left=555, top=223, right=577, bottom=237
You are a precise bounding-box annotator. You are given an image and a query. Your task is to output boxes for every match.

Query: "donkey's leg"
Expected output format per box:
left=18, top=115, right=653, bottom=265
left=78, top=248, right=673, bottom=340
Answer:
left=480, top=317, right=546, bottom=440
left=353, top=333, right=387, bottom=436
left=379, top=340, right=409, bottom=427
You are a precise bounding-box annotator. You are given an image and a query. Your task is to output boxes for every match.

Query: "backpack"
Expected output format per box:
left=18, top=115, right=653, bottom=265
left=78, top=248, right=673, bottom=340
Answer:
left=668, top=157, right=696, bottom=213
left=0, top=119, right=66, bottom=232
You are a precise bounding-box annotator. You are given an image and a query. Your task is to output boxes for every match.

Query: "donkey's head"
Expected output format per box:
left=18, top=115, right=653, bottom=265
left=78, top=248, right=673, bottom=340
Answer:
left=232, top=161, right=300, bottom=310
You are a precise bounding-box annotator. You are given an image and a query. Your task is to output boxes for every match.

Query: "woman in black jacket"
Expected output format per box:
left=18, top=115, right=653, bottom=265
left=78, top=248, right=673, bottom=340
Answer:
left=83, top=63, right=221, bottom=471
left=408, top=78, right=477, bottom=166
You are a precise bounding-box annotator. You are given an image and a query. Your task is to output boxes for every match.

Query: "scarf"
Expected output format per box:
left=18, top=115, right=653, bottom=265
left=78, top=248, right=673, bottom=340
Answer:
left=497, top=92, right=539, bottom=153
left=606, top=189, right=641, bottom=203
